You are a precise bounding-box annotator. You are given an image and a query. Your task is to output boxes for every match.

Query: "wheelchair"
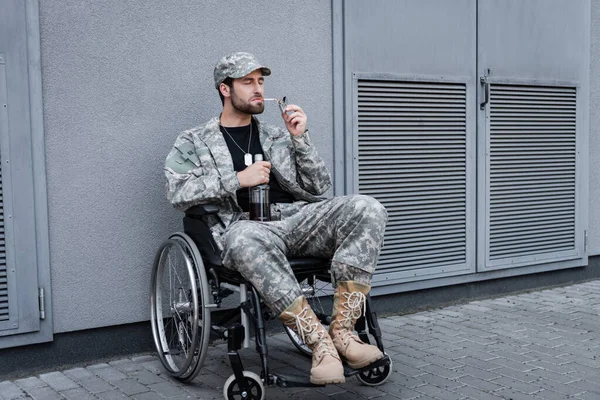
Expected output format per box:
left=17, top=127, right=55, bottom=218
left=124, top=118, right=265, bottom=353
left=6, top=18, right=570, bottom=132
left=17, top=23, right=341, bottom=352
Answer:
left=150, top=204, right=392, bottom=400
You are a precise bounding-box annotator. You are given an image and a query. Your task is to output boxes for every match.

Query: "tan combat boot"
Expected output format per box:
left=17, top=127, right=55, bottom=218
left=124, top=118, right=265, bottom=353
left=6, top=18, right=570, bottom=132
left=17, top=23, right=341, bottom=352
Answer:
left=329, top=281, right=384, bottom=369
left=280, top=296, right=345, bottom=385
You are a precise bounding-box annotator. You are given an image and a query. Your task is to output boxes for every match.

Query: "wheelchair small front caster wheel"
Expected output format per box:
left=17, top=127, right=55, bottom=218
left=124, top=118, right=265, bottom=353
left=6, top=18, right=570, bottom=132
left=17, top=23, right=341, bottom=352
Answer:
left=357, top=356, right=393, bottom=386
left=223, top=371, right=265, bottom=400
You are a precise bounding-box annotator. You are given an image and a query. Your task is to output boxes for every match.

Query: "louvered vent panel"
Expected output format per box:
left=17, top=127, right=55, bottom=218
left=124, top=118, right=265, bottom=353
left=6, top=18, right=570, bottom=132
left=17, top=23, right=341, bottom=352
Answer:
left=0, top=153, right=6, bottom=322
left=488, top=84, right=576, bottom=261
left=357, top=79, right=467, bottom=272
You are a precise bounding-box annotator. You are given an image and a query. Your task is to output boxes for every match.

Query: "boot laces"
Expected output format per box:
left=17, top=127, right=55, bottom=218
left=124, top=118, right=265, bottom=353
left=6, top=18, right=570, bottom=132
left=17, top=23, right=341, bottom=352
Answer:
left=339, top=291, right=366, bottom=346
left=285, top=307, right=337, bottom=359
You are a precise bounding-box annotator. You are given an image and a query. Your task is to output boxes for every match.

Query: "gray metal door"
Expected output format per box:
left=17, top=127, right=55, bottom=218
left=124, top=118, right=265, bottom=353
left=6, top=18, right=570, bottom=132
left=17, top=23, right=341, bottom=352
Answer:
left=338, top=0, right=477, bottom=287
left=477, top=0, right=590, bottom=271
left=0, top=0, right=42, bottom=337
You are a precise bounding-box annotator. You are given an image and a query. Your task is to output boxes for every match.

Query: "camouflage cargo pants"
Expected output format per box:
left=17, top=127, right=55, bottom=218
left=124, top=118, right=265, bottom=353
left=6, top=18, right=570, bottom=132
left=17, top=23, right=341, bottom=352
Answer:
left=221, top=194, right=387, bottom=315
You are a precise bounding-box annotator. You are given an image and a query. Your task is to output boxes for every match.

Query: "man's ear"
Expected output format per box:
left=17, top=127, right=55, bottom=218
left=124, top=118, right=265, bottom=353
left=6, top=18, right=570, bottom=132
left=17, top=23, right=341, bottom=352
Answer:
left=219, top=82, right=231, bottom=98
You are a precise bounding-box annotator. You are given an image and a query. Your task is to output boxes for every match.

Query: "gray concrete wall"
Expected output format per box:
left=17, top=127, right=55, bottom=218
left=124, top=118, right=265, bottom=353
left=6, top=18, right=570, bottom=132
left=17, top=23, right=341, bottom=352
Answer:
left=589, top=0, right=600, bottom=255
left=38, top=0, right=333, bottom=333
left=38, top=0, right=600, bottom=334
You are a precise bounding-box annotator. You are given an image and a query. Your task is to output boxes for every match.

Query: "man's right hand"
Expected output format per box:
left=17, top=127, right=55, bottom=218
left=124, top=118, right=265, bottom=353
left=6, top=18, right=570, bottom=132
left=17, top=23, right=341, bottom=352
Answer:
left=237, top=161, right=271, bottom=187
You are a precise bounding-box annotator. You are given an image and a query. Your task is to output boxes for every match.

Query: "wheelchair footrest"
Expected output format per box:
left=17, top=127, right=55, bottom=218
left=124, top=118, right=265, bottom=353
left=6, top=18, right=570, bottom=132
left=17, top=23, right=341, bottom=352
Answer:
left=272, top=373, right=324, bottom=388
left=343, top=355, right=391, bottom=377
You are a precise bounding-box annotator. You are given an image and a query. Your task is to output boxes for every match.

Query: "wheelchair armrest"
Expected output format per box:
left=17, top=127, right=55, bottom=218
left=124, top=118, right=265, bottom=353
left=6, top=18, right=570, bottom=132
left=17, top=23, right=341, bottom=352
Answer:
left=185, top=204, right=219, bottom=218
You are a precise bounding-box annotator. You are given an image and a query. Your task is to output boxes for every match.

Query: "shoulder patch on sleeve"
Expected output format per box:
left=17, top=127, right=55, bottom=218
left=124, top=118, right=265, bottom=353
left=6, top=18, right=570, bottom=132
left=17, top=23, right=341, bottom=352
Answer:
left=166, top=142, right=201, bottom=174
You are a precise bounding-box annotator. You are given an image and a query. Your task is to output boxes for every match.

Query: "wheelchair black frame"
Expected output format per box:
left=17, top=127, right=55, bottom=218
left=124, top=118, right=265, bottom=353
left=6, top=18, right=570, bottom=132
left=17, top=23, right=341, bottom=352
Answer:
left=160, top=204, right=392, bottom=392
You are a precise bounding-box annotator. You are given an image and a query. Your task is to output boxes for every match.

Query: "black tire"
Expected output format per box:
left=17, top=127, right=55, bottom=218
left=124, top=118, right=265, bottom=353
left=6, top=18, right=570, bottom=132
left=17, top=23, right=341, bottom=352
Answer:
left=223, top=371, right=265, bottom=400
left=150, top=233, right=211, bottom=382
left=357, top=356, right=393, bottom=386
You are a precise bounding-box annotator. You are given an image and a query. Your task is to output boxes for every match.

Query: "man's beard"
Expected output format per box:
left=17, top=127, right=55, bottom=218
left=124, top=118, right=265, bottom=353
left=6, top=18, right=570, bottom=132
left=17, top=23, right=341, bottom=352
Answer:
left=231, top=92, right=264, bottom=115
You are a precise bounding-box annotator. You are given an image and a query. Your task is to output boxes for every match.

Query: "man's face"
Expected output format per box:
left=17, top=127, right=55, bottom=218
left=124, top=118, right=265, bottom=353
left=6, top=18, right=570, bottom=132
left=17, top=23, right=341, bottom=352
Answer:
left=229, top=69, right=265, bottom=115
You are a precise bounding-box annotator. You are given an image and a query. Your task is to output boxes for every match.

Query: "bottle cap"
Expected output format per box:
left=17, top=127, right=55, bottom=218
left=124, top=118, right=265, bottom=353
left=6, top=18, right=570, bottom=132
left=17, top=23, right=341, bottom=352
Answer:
left=254, top=154, right=263, bottom=162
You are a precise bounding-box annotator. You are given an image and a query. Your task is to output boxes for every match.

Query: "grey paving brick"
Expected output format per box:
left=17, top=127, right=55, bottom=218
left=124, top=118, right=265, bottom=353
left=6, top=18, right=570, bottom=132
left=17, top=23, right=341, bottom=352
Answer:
left=89, top=367, right=127, bottom=383
left=14, top=377, right=47, bottom=390
left=450, top=384, right=504, bottom=400
left=109, top=379, right=148, bottom=396
left=393, top=345, right=429, bottom=359
left=328, top=392, right=364, bottom=400
left=417, top=373, right=463, bottom=390
left=384, top=384, right=423, bottom=399
left=414, top=383, right=464, bottom=400
left=420, top=354, right=465, bottom=370
left=419, top=363, right=463, bottom=380
left=490, top=376, right=546, bottom=395
left=39, top=372, right=80, bottom=392
left=457, top=375, right=505, bottom=393
left=87, top=364, right=110, bottom=370
left=130, top=392, right=166, bottom=400
left=312, top=383, right=346, bottom=396
left=124, top=369, right=165, bottom=386
left=343, top=384, right=386, bottom=398
left=453, top=365, right=503, bottom=382
left=524, top=359, right=578, bottom=374
left=392, top=354, right=430, bottom=369
left=527, top=366, right=578, bottom=384
left=535, top=377, right=587, bottom=396
left=109, top=360, right=144, bottom=374
left=63, top=368, right=94, bottom=382
left=137, top=361, right=163, bottom=376
left=0, top=381, right=26, bottom=400
left=575, top=391, right=600, bottom=400
left=567, top=361, right=600, bottom=376
left=492, top=366, right=541, bottom=382
left=458, top=357, right=503, bottom=372
left=147, top=382, right=188, bottom=398
left=130, top=356, right=158, bottom=364
left=95, top=389, right=128, bottom=400
left=534, top=388, right=577, bottom=400
left=489, top=388, right=541, bottom=400
left=573, top=376, right=600, bottom=392
left=451, top=347, right=500, bottom=361
left=24, top=386, right=63, bottom=400
left=61, top=388, right=96, bottom=400
left=180, top=383, right=221, bottom=399
left=78, top=377, right=114, bottom=394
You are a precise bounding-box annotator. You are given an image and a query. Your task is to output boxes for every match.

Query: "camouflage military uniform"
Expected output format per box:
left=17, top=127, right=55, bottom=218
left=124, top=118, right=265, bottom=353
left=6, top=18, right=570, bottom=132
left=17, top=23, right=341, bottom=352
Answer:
left=165, top=116, right=387, bottom=314
left=165, top=51, right=387, bottom=314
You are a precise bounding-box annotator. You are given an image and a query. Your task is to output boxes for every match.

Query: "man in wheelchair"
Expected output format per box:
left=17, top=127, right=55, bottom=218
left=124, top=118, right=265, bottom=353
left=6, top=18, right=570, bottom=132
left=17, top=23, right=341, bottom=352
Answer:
left=164, top=52, right=388, bottom=386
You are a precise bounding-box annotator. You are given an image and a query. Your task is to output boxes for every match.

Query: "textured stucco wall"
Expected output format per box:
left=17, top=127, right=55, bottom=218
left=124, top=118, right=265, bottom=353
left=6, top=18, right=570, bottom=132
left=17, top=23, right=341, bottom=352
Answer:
left=590, top=0, right=600, bottom=255
left=38, top=0, right=333, bottom=333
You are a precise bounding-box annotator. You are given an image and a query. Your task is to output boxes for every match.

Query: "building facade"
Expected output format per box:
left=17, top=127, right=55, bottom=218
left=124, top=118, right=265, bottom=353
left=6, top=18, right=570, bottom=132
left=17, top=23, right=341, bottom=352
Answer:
left=0, top=0, right=598, bottom=351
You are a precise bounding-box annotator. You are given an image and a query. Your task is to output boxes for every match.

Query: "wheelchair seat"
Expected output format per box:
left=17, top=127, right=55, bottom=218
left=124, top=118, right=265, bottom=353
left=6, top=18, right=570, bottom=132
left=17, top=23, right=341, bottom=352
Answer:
left=182, top=205, right=332, bottom=282
left=150, top=204, right=392, bottom=399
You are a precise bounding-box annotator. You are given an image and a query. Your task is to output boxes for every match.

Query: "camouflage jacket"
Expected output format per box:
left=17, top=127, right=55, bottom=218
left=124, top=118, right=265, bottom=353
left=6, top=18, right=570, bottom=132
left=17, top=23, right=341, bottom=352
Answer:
left=164, top=116, right=331, bottom=248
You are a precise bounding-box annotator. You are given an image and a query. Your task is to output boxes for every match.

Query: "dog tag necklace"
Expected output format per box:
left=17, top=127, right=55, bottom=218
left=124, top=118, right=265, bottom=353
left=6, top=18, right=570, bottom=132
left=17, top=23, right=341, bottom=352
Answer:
left=221, top=122, right=253, bottom=166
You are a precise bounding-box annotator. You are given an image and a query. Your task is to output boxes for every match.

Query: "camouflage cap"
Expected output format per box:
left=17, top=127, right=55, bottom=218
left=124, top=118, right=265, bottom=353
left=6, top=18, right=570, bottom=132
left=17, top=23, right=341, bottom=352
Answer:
left=213, top=52, right=271, bottom=88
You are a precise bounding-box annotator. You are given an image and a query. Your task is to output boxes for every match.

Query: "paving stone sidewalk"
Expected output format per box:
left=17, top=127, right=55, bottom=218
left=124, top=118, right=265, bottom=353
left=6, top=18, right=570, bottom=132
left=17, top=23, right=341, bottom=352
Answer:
left=2, top=280, right=600, bottom=399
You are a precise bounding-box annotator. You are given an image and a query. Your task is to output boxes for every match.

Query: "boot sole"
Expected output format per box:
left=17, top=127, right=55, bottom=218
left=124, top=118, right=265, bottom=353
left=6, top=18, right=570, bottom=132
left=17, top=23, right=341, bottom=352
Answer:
left=346, top=352, right=384, bottom=370
left=310, top=376, right=346, bottom=385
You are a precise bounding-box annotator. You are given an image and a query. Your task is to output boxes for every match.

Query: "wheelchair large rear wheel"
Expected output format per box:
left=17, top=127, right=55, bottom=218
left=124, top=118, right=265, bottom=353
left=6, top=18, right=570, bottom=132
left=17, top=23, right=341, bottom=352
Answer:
left=150, top=233, right=211, bottom=382
left=284, top=275, right=332, bottom=357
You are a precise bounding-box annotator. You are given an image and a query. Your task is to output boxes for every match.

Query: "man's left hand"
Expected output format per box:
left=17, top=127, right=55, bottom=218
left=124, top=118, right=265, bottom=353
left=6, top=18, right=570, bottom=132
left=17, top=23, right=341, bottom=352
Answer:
left=282, top=104, right=307, bottom=136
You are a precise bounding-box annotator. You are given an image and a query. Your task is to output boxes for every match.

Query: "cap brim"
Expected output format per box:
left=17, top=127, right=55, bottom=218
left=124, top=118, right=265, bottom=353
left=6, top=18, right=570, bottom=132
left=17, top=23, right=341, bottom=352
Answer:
left=229, top=65, right=271, bottom=79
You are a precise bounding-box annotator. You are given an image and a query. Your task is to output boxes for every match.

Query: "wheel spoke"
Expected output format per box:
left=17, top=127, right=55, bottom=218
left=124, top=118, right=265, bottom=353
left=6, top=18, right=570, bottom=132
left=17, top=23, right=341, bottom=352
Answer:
left=152, top=235, right=211, bottom=382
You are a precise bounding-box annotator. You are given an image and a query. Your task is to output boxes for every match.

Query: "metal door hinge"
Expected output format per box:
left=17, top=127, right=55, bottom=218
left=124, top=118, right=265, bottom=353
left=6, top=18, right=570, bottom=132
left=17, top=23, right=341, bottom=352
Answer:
left=480, top=68, right=491, bottom=110
left=38, top=287, right=46, bottom=320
